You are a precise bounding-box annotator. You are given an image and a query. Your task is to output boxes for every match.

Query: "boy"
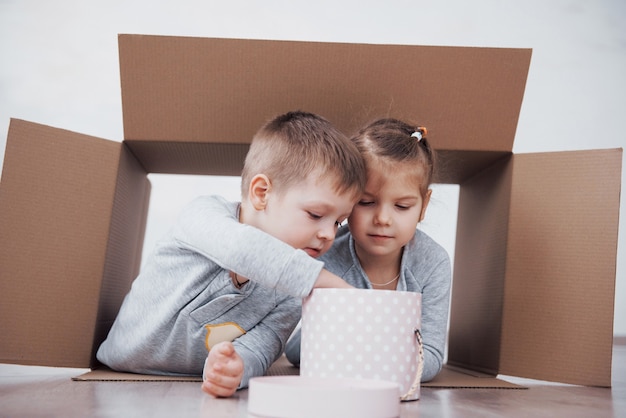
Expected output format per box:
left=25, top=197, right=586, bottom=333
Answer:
left=96, top=111, right=366, bottom=397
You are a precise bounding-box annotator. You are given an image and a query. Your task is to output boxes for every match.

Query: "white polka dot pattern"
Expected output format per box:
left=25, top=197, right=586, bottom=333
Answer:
left=300, top=288, right=422, bottom=400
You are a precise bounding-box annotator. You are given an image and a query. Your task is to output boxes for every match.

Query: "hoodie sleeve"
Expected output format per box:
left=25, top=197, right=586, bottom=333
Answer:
left=172, top=195, right=323, bottom=298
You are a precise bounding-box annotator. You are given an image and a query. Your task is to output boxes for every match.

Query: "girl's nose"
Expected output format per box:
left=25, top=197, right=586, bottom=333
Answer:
left=374, top=207, right=391, bottom=226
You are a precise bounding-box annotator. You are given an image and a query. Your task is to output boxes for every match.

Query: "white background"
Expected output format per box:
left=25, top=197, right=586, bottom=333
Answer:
left=1, top=0, right=624, bottom=336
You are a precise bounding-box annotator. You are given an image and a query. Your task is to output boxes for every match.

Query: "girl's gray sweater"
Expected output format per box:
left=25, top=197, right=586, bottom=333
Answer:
left=285, top=225, right=452, bottom=382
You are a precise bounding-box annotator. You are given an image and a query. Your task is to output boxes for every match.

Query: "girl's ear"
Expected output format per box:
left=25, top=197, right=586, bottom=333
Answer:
left=248, top=174, right=272, bottom=210
left=419, top=189, right=432, bottom=222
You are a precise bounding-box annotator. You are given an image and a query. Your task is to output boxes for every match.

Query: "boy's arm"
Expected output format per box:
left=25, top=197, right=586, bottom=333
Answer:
left=231, top=294, right=301, bottom=389
left=200, top=290, right=301, bottom=397
left=174, top=196, right=350, bottom=297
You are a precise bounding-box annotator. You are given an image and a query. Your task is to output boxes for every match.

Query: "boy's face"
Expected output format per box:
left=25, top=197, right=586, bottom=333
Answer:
left=259, top=174, right=357, bottom=258
left=348, top=161, right=431, bottom=261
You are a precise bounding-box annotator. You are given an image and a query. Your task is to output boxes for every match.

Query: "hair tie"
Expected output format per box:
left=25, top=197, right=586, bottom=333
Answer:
left=411, top=127, right=428, bottom=142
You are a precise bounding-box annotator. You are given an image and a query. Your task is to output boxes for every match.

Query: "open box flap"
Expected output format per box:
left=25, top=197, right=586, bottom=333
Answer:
left=118, top=34, right=531, bottom=179
left=448, top=148, right=621, bottom=386
left=0, top=119, right=150, bottom=368
left=499, top=149, right=622, bottom=387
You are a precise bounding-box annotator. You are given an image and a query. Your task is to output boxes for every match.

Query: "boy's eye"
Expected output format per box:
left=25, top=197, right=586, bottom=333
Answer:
left=396, top=204, right=410, bottom=210
left=358, top=200, right=374, bottom=206
left=307, top=211, right=322, bottom=220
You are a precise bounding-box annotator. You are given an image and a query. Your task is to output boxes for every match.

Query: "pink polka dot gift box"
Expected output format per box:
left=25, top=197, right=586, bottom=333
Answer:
left=300, top=288, right=423, bottom=401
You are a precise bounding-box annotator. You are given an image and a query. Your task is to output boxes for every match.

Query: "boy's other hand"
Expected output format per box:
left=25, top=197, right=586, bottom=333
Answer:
left=314, top=269, right=355, bottom=289
left=201, top=341, right=244, bottom=397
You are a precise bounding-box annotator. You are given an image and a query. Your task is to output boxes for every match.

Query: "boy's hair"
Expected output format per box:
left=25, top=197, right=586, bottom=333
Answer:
left=352, top=118, right=436, bottom=196
left=241, top=111, right=366, bottom=199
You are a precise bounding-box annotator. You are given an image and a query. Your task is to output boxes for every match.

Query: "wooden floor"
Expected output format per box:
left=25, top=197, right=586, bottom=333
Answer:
left=1, top=343, right=624, bottom=417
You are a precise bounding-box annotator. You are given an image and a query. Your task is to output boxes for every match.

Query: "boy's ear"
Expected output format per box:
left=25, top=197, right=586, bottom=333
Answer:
left=419, top=189, right=432, bottom=222
left=249, top=174, right=272, bottom=210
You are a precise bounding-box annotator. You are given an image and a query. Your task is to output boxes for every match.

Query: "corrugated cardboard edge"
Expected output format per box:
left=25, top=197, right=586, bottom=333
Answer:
left=73, top=356, right=525, bottom=389
left=72, top=368, right=201, bottom=382
left=424, top=366, right=524, bottom=389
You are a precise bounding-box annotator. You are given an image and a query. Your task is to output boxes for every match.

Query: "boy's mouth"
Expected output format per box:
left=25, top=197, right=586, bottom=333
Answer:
left=304, top=247, right=322, bottom=257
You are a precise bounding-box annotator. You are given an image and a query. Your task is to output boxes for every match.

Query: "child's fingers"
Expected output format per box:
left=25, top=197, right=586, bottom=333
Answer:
left=201, top=342, right=243, bottom=397
left=202, top=379, right=237, bottom=398
left=205, top=369, right=241, bottom=387
left=207, top=357, right=243, bottom=379
left=202, top=371, right=240, bottom=398
left=214, top=341, right=235, bottom=358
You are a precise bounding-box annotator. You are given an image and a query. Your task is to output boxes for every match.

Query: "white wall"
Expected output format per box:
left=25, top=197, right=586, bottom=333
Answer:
left=1, top=0, right=624, bottom=335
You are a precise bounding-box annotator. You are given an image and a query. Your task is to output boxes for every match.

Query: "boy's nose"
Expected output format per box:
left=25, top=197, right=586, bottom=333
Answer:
left=317, top=223, right=335, bottom=240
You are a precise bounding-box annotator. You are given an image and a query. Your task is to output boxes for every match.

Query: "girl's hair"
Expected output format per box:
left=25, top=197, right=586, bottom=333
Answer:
left=241, top=111, right=367, bottom=199
left=351, top=118, right=436, bottom=196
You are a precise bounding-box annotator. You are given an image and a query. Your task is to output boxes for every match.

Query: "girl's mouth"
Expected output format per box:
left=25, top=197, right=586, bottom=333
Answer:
left=368, top=234, right=393, bottom=242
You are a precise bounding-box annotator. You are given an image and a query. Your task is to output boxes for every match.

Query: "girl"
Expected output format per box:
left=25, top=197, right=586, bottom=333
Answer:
left=285, top=118, right=451, bottom=382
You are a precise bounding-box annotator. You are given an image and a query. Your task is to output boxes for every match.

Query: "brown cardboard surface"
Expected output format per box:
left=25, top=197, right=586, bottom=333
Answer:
left=118, top=35, right=530, bottom=183
left=0, top=34, right=621, bottom=387
left=120, top=141, right=250, bottom=176
left=0, top=120, right=120, bottom=367
left=500, top=149, right=621, bottom=387
left=423, top=366, right=524, bottom=389
left=448, top=155, right=513, bottom=376
left=73, top=356, right=525, bottom=389
left=448, top=149, right=622, bottom=387
left=91, top=134, right=151, bottom=368
left=0, top=119, right=150, bottom=368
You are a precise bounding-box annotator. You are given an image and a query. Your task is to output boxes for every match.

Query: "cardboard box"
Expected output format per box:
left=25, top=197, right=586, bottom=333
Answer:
left=0, top=35, right=621, bottom=387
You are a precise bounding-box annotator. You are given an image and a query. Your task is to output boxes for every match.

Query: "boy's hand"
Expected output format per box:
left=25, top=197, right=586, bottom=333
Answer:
left=314, top=269, right=355, bottom=289
left=201, top=341, right=244, bottom=398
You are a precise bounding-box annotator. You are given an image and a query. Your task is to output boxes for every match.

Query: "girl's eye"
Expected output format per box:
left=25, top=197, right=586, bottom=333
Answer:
left=396, top=205, right=410, bottom=210
left=307, top=212, right=322, bottom=220
left=358, top=200, right=374, bottom=206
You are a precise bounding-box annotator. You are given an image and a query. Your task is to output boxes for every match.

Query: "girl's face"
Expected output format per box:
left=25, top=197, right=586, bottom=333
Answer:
left=348, top=160, right=431, bottom=261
